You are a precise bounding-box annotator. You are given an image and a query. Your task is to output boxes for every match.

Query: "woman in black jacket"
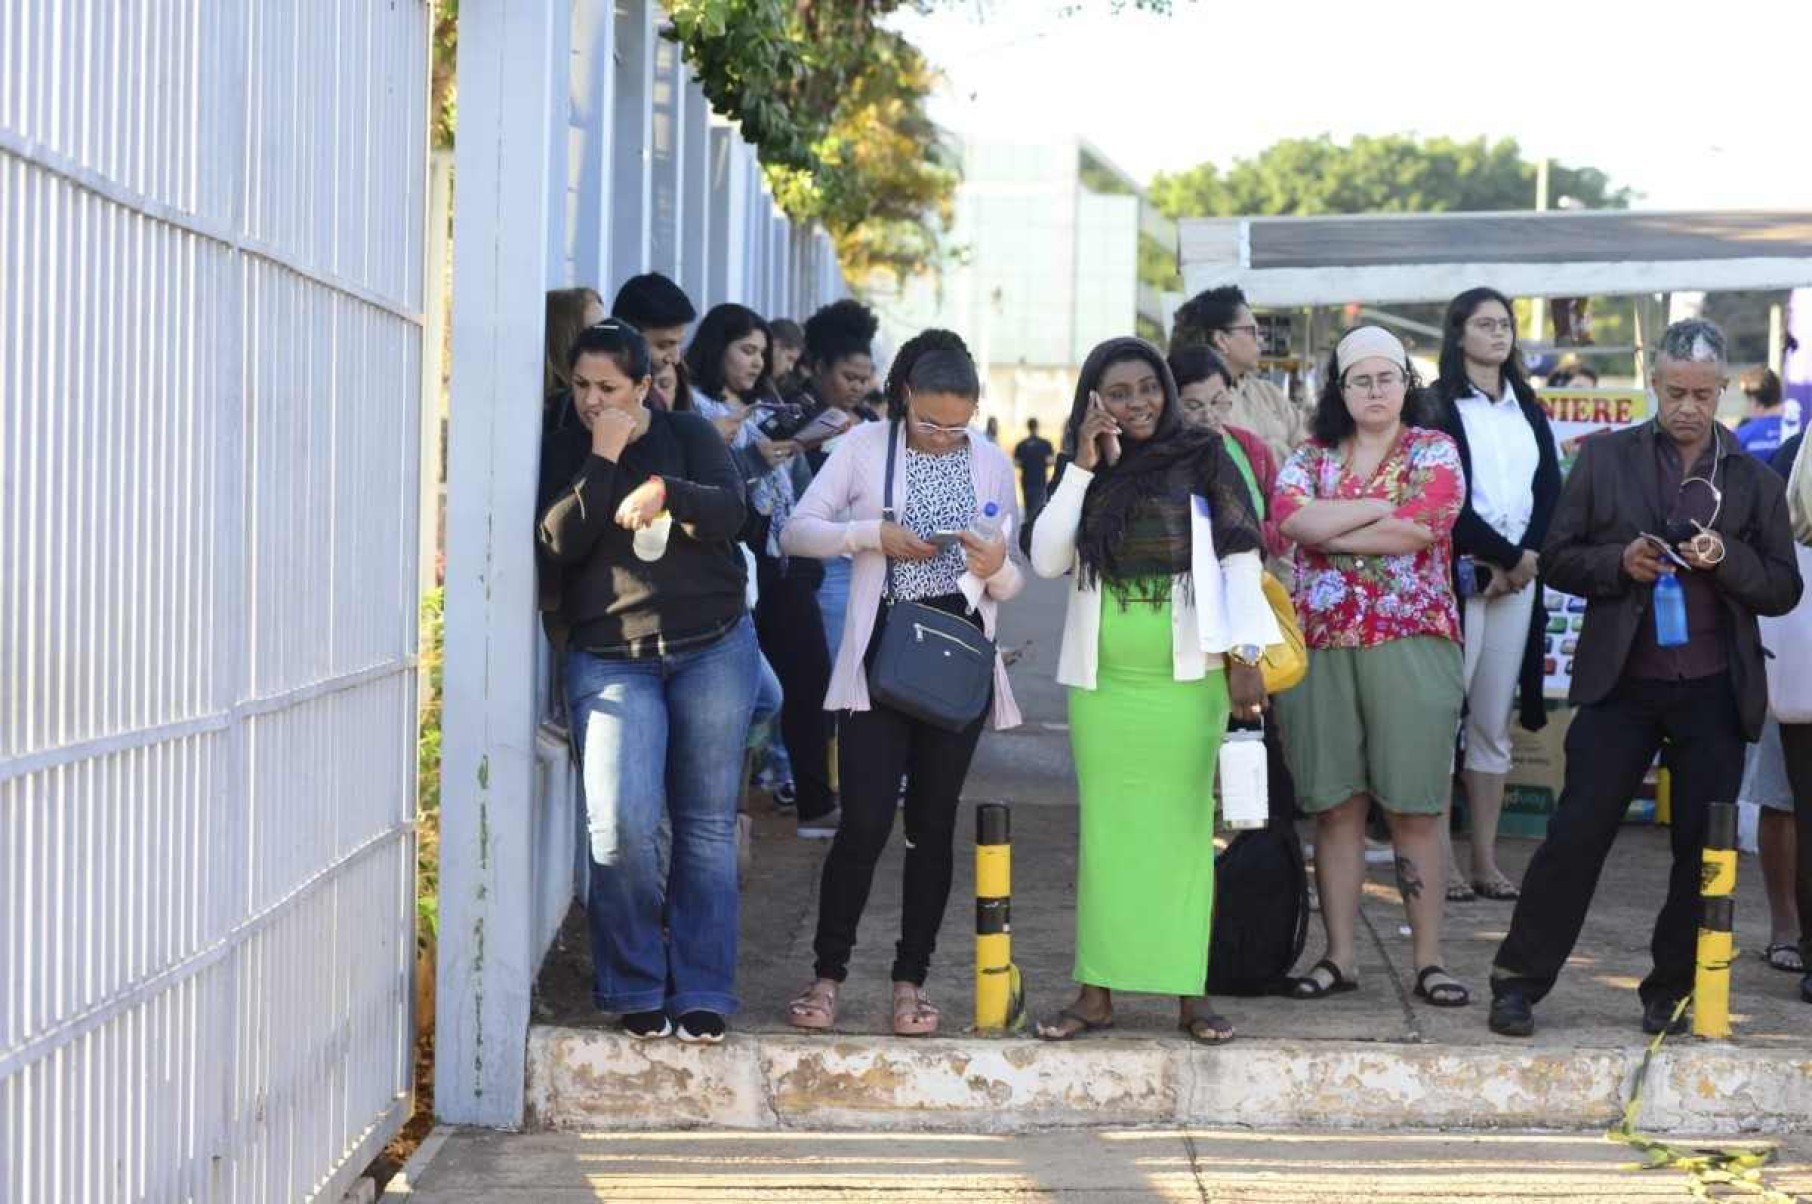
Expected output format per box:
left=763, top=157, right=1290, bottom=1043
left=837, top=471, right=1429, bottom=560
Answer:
left=538, top=320, right=758, bottom=1044
left=1428, top=288, right=1563, bottom=902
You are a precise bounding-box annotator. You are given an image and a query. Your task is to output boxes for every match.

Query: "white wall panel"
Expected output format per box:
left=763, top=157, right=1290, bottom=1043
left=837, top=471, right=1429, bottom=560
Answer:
left=0, top=0, right=428, bottom=1197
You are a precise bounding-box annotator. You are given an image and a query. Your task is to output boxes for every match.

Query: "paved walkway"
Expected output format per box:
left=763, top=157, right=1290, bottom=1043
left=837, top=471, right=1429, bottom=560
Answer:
left=535, top=574, right=1810, bottom=1050
left=396, top=1126, right=1812, bottom=1202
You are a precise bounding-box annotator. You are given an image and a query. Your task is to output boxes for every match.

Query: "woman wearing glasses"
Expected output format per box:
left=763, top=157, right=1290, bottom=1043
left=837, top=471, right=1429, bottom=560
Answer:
left=1031, top=337, right=1276, bottom=1044
left=1427, top=289, right=1562, bottom=903
left=1272, top=326, right=1471, bottom=1008
left=778, top=336, right=1022, bottom=1036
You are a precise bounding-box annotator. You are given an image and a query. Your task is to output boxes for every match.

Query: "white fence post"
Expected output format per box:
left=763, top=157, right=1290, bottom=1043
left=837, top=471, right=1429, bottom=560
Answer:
left=570, top=0, right=616, bottom=291
left=437, top=0, right=563, bottom=1129
left=610, top=0, right=656, bottom=280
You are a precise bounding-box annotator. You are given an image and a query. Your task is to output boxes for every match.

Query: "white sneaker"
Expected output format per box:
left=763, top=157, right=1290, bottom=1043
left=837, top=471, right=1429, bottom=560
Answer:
left=797, top=808, right=841, bottom=839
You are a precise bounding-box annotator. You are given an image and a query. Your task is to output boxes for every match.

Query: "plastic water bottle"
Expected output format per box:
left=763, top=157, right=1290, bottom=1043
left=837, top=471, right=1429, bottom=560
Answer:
left=968, top=501, right=1003, bottom=541
left=1218, top=726, right=1269, bottom=830
left=632, top=512, right=673, bottom=562
left=1653, top=572, right=1688, bottom=648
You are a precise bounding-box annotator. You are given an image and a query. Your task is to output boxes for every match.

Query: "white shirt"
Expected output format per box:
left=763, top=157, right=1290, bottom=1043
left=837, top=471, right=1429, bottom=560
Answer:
left=1455, top=381, right=1540, bottom=546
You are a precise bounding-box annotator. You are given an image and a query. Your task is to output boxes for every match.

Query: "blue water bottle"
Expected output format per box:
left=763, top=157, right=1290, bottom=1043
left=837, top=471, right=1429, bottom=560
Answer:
left=1653, top=572, right=1688, bottom=648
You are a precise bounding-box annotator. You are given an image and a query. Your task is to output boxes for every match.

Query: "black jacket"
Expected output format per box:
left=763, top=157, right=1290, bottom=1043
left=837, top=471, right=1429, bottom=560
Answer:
left=1542, top=421, right=1802, bottom=740
left=1429, top=384, right=1564, bottom=732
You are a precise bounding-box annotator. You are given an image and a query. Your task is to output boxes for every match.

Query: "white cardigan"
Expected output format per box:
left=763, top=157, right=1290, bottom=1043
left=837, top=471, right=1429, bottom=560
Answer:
left=1029, top=463, right=1280, bottom=691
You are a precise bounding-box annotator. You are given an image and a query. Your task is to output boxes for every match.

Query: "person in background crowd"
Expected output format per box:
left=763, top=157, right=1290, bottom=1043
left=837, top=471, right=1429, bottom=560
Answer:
left=1739, top=430, right=1810, bottom=985
left=537, top=320, right=757, bottom=1044
left=546, top=287, right=606, bottom=401
left=1568, top=363, right=1600, bottom=387
left=544, top=287, right=606, bottom=433
left=1013, top=417, right=1055, bottom=556
left=781, top=346, right=1022, bottom=1036
left=1427, top=288, right=1563, bottom=903
left=652, top=356, right=693, bottom=414
left=1168, top=343, right=1289, bottom=561
left=1489, top=319, right=1802, bottom=1038
left=611, top=272, right=697, bottom=378
left=1030, top=337, right=1274, bottom=1045
left=1764, top=431, right=1812, bottom=1005
left=1738, top=368, right=1789, bottom=461
left=1272, top=326, right=1471, bottom=1010
left=1170, top=284, right=1307, bottom=467
left=770, top=318, right=806, bottom=397
left=985, top=416, right=1001, bottom=444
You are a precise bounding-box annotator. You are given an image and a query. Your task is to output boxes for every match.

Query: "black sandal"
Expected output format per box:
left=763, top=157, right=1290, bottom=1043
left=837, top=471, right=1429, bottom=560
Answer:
left=1473, top=877, right=1521, bottom=902
left=1034, top=1006, right=1115, bottom=1042
left=1290, top=958, right=1359, bottom=999
left=1180, top=1013, right=1236, bottom=1044
left=1413, top=965, right=1471, bottom=1008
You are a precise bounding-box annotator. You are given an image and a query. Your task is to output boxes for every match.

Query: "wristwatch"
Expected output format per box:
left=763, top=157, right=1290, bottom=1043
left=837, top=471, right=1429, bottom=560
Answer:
left=1228, top=643, right=1264, bottom=668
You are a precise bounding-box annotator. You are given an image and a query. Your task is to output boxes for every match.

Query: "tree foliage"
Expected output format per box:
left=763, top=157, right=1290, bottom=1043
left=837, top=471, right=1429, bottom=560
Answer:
left=1150, top=135, right=1632, bottom=220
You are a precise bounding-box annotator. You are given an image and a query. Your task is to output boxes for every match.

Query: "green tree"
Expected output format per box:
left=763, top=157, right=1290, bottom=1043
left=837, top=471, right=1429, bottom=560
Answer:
left=1150, top=135, right=1631, bottom=220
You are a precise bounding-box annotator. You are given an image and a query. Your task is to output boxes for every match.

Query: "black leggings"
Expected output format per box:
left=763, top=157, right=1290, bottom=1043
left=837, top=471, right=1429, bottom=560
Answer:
left=1778, top=722, right=1812, bottom=963
left=812, top=596, right=989, bottom=985
left=754, top=555, right=835, bottom=820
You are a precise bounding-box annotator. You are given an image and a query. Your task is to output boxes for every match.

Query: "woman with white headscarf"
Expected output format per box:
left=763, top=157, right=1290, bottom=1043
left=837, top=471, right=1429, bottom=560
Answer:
left=1271, top=326, right=1472, bottom=1008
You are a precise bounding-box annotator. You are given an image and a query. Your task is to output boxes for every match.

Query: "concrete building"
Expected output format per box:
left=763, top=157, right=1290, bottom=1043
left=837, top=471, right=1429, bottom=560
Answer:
left=871, top=134, right=1173, bottom=444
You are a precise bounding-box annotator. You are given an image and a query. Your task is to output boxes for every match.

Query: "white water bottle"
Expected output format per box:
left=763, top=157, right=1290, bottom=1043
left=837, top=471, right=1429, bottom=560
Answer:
left=1218, top=725, right=1269, bottom=830
left=968, top=501, right=1003, bottom=541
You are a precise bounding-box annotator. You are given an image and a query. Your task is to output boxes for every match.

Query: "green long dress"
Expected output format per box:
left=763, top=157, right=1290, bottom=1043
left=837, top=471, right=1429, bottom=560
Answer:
left=1068, top=591, right=1229, bottom=995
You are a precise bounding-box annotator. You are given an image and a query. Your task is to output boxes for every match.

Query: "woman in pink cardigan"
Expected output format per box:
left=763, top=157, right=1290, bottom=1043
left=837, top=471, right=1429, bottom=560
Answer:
left=778, top=334, right=1024, bottom=1036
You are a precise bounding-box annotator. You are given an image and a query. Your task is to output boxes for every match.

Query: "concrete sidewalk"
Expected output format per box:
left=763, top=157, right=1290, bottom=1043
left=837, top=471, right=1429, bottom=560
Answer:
left=394, top=1127, right=1812, bottom=1202
left=527, top=574, right=1812, bottom=1133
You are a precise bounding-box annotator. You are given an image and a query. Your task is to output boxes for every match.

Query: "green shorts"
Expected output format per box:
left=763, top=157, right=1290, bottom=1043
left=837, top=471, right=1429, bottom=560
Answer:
left=1274, top=636, right=1464, bottom=816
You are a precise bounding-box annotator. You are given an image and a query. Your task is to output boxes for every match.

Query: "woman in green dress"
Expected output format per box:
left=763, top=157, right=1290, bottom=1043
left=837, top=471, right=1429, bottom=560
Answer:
left=1029, top=337, right=1274, bottom=1043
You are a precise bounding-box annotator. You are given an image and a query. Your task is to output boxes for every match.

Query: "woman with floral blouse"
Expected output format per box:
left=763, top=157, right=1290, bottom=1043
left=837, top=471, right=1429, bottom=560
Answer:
left=1271, top=326, right=1471, bottom=1009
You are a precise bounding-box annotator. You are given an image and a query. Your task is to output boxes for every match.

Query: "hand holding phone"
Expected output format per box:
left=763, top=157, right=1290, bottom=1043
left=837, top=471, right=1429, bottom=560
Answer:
left=1077, top=391, right=1122, bottom=471
left=928, top=530, right=964, bottom=549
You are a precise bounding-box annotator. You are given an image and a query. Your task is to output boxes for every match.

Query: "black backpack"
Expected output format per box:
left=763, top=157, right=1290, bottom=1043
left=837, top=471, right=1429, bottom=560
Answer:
left=1206, top=728, right=1310, bottom=997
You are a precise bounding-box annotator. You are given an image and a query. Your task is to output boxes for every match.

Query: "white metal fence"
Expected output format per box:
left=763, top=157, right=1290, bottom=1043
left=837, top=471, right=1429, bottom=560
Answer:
left=437, top=0, right=847, bottom=1127
left=1, top=1, right=430, bottom=1199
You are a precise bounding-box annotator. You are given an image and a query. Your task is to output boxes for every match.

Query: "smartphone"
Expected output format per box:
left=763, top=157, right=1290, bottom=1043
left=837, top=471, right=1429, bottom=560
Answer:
left=929, top=530, right=963, bottom=549
left=1639, top=532, right=1692, bottom=571
left=1089, top=392, right=1122, bottom=466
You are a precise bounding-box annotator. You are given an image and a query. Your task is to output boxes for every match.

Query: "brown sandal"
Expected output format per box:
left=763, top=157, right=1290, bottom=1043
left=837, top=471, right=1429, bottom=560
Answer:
left=786, top=980, right=838, bottom=1031
left=892, top=983, right=940, bottom=1037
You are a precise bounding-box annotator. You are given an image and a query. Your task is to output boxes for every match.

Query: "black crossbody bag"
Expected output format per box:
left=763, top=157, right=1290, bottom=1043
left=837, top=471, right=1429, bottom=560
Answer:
left=866, top=420, right=996, bottom=732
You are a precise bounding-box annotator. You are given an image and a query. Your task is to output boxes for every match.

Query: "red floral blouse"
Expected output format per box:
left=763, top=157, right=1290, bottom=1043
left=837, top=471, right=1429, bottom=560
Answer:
left=1272, top=427, right=1464, bottom=649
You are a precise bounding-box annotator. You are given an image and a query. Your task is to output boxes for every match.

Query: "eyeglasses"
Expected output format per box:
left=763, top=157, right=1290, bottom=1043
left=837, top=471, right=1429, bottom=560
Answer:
left=1342, top=370, right=1405, bottom=395
left=1224, top=323, right=1262, bottom=339
left=1098, top=379, right=1167, bottom=407
left=909, top=415, right=972, bottom=439
left=1467, top=318, right=1514, bottom=335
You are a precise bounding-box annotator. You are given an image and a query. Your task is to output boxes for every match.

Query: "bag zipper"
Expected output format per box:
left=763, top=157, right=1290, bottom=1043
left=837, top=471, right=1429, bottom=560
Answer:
left=914, top=622, right=981, bottom=655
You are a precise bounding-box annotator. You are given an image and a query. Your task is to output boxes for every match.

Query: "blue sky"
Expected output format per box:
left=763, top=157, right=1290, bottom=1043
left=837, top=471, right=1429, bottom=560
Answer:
left=893, top=0, right=1811, bottom=211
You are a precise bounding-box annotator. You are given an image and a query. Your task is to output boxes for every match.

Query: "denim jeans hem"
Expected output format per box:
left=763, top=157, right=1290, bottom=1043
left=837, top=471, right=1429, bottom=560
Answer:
left=594, top=989, right=669, bottom=1015
left=666, top=991, right=740, bottom=1017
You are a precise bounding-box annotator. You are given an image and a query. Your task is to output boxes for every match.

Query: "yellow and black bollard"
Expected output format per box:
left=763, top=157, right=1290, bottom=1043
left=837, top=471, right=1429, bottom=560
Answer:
left=1692, top=800, right=1738, bottom=1039
left=975, top=803, right=1023, bottom=1032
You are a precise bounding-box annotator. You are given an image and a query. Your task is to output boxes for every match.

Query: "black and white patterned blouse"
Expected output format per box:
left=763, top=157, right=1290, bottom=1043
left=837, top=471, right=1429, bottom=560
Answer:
left=894, top=443, right=977, bottom=601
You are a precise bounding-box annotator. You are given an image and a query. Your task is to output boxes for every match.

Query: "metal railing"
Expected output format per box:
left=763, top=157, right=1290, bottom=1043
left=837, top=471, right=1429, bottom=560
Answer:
left=1, top=0, right=430, bottom=1198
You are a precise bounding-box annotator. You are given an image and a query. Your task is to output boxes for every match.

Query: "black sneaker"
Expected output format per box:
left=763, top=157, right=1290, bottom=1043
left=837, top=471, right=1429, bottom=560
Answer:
left=676, top=1011, right=727, bottom=1044
left=622, top=1009, right=673, bottom=1040
left=772, top=781, right=797, bottom=811
left=1642, top=997, right=1689, bottom=1036
left=1488, top=989, right=1535, bottom=1038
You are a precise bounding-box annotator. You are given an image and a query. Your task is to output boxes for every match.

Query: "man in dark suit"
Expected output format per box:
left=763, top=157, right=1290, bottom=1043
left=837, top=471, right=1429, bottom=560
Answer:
left=1489, top=319, right=1803, bottom=1038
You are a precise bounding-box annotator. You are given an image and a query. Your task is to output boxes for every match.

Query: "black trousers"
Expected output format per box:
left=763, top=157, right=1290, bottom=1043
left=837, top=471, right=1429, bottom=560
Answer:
left=754, top=556, right=835, bottom=821
left=1777, top=722, right=1812, bottom=965
left=1492, top=674, right=1745, bottom=1007
left=813, top=597, right=989, bottom=985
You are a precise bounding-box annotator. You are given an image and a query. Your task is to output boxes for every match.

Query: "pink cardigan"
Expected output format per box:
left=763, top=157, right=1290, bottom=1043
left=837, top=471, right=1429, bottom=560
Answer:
left=780, top=421, right=1024, bottom=730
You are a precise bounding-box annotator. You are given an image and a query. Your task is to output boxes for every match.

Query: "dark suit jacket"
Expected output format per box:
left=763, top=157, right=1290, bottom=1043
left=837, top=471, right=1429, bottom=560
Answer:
left=1429, top=385, right=1564, bottom=731
left=1542, top=421, right=1803, bottom=740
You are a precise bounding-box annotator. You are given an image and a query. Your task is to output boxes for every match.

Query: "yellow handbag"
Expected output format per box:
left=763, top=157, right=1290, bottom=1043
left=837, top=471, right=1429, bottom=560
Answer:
left=1258, top=571, right=1308, bottom=694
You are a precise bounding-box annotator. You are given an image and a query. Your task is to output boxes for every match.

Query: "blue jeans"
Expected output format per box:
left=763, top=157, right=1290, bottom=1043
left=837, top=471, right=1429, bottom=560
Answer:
left=751, top=652, right=793, bottom=783
left=817, top=556, right=853, bottom=663
left=565, top=617, right=758, bottom=1016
